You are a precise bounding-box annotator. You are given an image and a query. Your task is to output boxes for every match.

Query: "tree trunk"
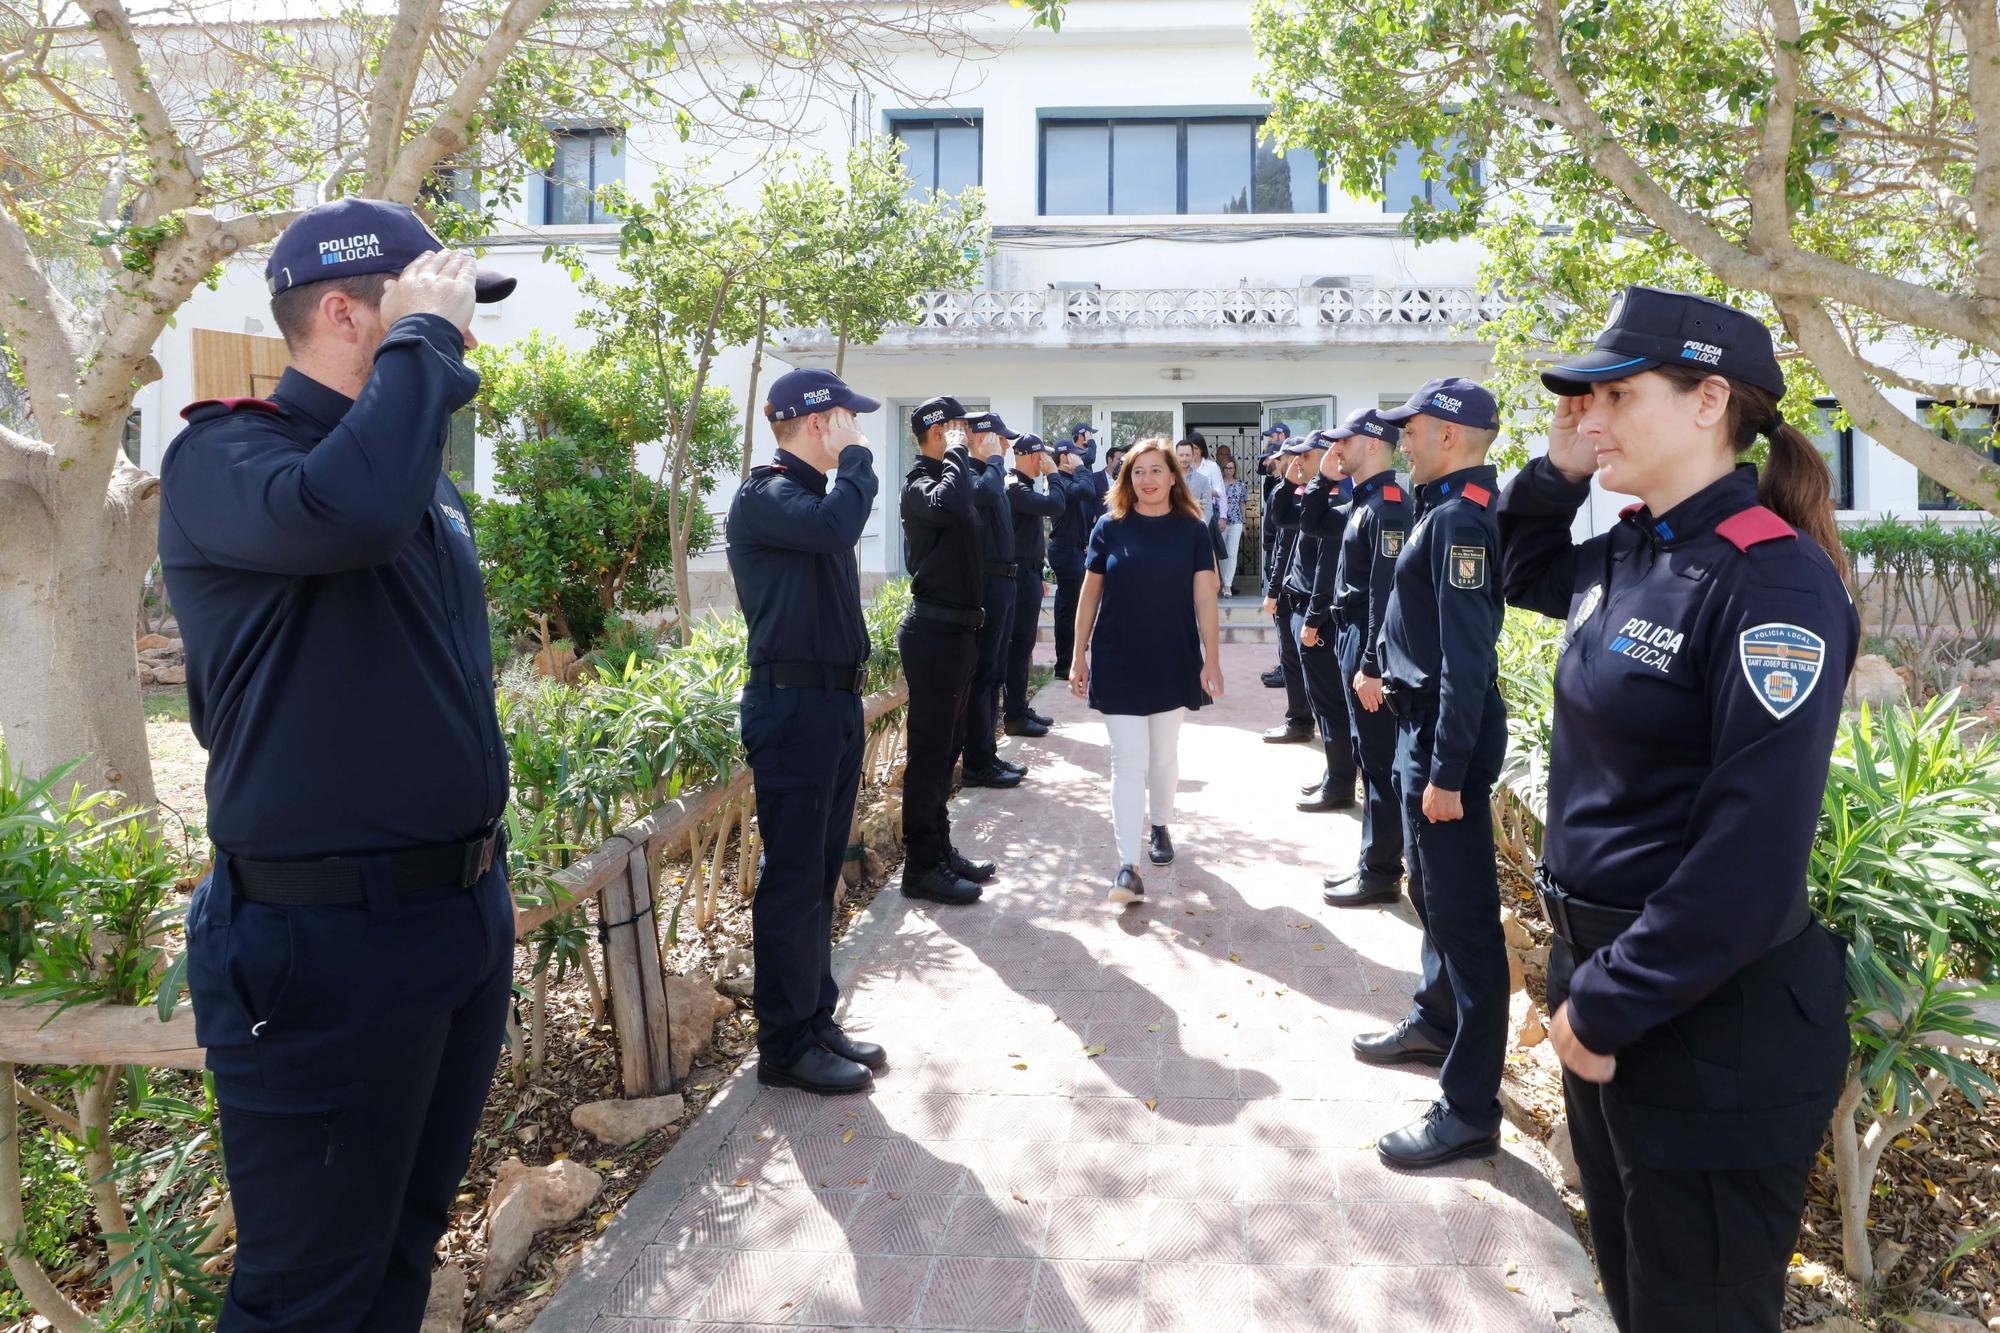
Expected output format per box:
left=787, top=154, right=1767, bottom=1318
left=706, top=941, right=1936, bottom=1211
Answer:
left=741, top=298, right=768, bottom=484
left=0, top=457, right=159, bottom=806
left=0, top=1066, right=98, bottom=1333
left=835, top=318, right=849, bottom=376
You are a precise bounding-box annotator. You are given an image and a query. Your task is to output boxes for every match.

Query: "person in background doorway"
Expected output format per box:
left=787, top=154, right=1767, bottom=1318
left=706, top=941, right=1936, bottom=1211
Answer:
left=1069, top=437, right=1224, bottom=905
left=1176, top=438, right=1216, bottom=524
left=1047, top=440, right=1094, bottom=680
left=1258, top=423, right=1292, bottom=688
left=1003, top=433, right=1063, bottom=738
left=1218, top=451, right=1248, bottom=594
left=955, top=410, right=1028, bottom=790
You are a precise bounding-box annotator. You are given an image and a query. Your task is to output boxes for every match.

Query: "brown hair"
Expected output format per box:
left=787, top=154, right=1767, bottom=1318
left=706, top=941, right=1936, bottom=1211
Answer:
left=270, top=271, right=392, bottom=349
left=1653, top=364, right=1848, bottom=580
left=1108, top=436, right=1204, bottom=521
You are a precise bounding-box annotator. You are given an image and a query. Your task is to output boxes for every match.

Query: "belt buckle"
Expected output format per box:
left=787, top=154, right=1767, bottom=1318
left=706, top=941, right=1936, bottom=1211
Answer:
left=463, top=827, right=499, bottom=886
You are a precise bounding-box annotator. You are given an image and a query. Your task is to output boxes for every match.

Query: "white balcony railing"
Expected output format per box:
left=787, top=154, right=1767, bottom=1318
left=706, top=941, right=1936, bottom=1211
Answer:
left=900, top=284, right=1505, bottom=332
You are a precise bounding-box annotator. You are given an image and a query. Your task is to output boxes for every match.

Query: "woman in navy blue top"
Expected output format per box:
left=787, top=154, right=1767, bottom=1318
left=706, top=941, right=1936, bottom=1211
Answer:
left=1069, top=437, right=1223, bottom=903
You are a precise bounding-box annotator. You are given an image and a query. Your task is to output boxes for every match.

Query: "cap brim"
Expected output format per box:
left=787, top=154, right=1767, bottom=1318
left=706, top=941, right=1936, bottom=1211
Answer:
left=843, top=391, right=882, bottom=415
left=1540, top=349, right=1659, bottom=395
left=1374, top=403, right=1423, bottom=423
left=1325, top=427, right=1357, bottom=441
left=474, top=269, right=517, bottom=303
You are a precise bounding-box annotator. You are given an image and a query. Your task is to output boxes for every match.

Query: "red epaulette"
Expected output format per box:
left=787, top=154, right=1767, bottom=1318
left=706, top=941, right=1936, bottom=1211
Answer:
left=1383, top=484, right=1403, bottom=502
left=1460, top=483, right=1492, bottom=508
left=179, top=396, right=281, bottom=421
left=1293, top=484, right=1307, bottom=496
left=1715, top=505, right=1797, bottom=553
left=1619, top=502, right=1644, bottom=519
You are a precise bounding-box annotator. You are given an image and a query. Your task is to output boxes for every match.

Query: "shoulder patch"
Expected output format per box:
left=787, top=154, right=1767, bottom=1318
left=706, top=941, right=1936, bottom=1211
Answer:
left=1738, top=622, right=1827, bottom=719
left=1460, top=483, right=1492, bottom=508
left=179, top=396, right=281, bottom=421
left=1382, top=484, right=1403, bottom=502
left=1715, top=505, right=1797, bottom=553
left=1381, top=527, right=1405, bottom=559
left=1448, top=544, right=1487, bottom=589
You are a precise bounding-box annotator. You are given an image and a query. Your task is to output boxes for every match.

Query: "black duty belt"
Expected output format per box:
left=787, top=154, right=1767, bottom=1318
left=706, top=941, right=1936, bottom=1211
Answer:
left=907, top=599, right=985, bottom=630
left=750, top=662, right=867, bottom=694
left=228, top=824, right=504, bottom=906
left=985, top=561, right=1020, bottom=579
left=1535, top=863, right=1814, bottom=957
left=1380, top=683, right=1435, bottom=717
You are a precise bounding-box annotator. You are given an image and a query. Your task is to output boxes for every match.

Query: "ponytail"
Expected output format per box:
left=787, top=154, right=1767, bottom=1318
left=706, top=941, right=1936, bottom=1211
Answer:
left=1653, top=366, right=1849, bottom=581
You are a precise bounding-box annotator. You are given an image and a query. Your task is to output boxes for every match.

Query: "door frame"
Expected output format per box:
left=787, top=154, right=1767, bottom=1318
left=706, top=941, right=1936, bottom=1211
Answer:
left=1262, top=395, right=1336, bottom=438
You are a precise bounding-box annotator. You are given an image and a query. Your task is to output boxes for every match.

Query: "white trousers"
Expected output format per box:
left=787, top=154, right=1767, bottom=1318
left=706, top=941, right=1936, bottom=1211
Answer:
left=1104, top=708, right=1187, bottom=868
left=1219, top=521, right=1244, bottom=592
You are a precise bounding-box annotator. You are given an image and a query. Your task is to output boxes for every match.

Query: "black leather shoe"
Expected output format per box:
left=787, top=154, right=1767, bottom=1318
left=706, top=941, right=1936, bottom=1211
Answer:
left=1262, top=722, right=1314, bottom=744
left=1148, top=825, right=1174, bottom=865
left=1300, top=776, right=1326, bottom=795
left=816, top=1023, right=887, bottom=1072
left=1376, top=1102, right=1500, bottom=1170
left=1004, top=715, right=1050, bottom=737
left=1351, top=1019, right=1449, bottom=1067
left=1323, top=872, right=1401, bottom=907
left=961, top=766, right=1023, bottom=789
left=758, top=1044, right=873, bottom=1095
left=1261, top=668, right=1286, bottom=688
left=1054, top=668, right=1070, bottom=680
left=995, top=756, right=1028, bottom=777
left=948, top=848, right=996, bottom=883
left=1028, top=709, right=1054, bottom=727
left=1108, top=865, right=1145, bottom=905
left=1297, top=788, right=1357, bottom=812
left=903, top=863, right=983, bottom=905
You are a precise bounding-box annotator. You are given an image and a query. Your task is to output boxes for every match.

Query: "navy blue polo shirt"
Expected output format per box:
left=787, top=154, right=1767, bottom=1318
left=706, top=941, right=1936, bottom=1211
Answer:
left=157, top=314, right=507, bottom=859
left=725, top=444, right=878, bottom=670
left=1084, top=510, right=1215, bottom=716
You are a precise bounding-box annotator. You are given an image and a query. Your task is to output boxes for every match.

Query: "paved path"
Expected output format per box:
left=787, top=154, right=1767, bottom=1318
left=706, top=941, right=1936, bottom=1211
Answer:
left=536, top=644, right=1609, bottom=1332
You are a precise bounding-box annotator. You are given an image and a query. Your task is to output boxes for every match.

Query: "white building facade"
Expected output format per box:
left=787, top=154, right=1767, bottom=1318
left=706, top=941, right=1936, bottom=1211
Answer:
left=135, top=0, right=1976, bottom=609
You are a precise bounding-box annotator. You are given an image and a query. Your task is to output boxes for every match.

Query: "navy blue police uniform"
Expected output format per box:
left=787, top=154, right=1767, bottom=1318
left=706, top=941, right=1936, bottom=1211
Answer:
left=898, top=396, right=992, bottom=903
left=159, top=197, right=516, bottom=1333
left=1047, top=440, right=1097, bottom=678
left=1003, top=435, right=1065, bottom=732
left=956, top=412, right=1025, bottom=784
left=1318, top=409, right=1411, bottom=904
left=1289, top=451, right=1359, bottom=809
left=1498, top=287, right=1857, bottom=1331
left=1257, top=425, right=1292, bottom=685
left=1366, top=378, right=1511, bottom=1163
left=1261, top=442, right=1318, bottom=740
left=726, top=368, right=886, bottom=1095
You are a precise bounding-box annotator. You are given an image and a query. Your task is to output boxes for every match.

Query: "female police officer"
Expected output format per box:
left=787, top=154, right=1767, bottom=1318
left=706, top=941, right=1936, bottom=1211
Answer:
left=1497, top=287, right=1856, bottom=1331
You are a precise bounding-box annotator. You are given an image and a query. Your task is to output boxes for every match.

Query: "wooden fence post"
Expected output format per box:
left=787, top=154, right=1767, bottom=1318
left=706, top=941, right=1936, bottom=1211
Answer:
left=596, top=843, right=655, bottom=1097
left=627, top=845, right=676, bottom=1094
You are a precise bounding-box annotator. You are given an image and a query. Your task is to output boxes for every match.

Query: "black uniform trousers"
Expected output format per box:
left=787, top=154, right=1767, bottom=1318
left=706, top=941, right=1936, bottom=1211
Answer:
left=189, top=856, right=512, bottom=1332
left=1004, top=566, right=1044, bottom=721
left=1335, top=623, right=1404, bottom=883
left=1049, top=546, right=1085, bottom=675
left=898, top=617, right=980, bottom=871
left=1273, top=592, right=1312, bottom=726
left=958, top=573, right=1016, bottom=775
left=1393, top=686, right=1508, bottom=1131
left=1547, top=925, right=1848, bottom=1333
left=1290, top=610, right=1356, bottom=797
left=743, top=681, right=865, bottom=1065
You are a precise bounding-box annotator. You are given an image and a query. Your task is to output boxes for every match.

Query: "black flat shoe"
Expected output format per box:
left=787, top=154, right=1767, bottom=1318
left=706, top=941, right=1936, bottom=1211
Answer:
left=995, top=756, right=1028, bottom=777
left=948, top=848, right=996, bottom=883
left=961, top=767, right=1023, bottom=789
left=1108, top=865, right=1145, bottom=905
left=816, top=1023, right=887, bottom=1072
left=1323, top=872, right=1401, bottom=907
left=1351, top=1018, right=1448, bottom=1067
left=1300, top=776, right=1326, bottom=795
left=758, top=1044, right=873, bottom=1095
left=1376, top=1103, right=1500, bottom=1170
left=1003, top=716, right=1050, bottom=737
left=1296, top=789, right=1357, bottom=812
left=1054, top=668, right=1070, bottom=680
left=1148, top=825, right=1174, bottom=865
left=1262, top=722, right=1314, bottom=744
left=1261, top=669, right=1286, bottom=689
left=1027, top=709, right=1054, bottom=727
left=903, top=863, right=983, bottom=905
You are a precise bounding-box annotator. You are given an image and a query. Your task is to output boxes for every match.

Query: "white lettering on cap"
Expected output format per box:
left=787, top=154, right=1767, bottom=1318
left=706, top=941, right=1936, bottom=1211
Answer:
left=1432, top=393, right=1464, bottom=413
left=803, top=388, right=832, bottom=405
left=1680, top=339, right=1724, bottom=366
left=317, top=231, right=384, bottom=266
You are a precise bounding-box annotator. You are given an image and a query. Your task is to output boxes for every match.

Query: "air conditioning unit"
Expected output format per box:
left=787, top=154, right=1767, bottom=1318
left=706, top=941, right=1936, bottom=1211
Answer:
left=1049, top=280, right=1102, bottom=291
left=1301, top=274, right=1372, bottom=289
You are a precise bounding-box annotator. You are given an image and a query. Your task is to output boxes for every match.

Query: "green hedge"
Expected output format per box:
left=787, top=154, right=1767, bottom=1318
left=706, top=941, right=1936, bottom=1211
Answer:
left=1840, top=516, right=2000, bottom=662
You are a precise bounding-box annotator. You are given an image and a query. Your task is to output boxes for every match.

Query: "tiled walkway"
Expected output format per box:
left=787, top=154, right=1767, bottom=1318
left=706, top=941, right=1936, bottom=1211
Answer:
left=536, top=644, right=1610, bottom=1332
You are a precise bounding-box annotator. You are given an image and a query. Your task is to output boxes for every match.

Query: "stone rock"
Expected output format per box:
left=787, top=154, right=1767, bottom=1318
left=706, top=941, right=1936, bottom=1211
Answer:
left=664, top=972, right=735, bottom=1079
left=479, top=1157, right=602, bottom=1298
left=571, top=1093, right=685, bottom=1146
left=1506, top=946, right=1525, bottom=994
left=1501, top=911, right=1534, bottom=952
left=1516, top=1006, right=1547, bottom=1049
left=1897, top=1315, right=1988, bottom=1333
left=420, top=1262, right=465, bottom=1333
left=136, top=633, right=170, bottom=650
left=1797, top=1319, right=1872, bottom=1333
left=1968, top=659, right=2000, bottom=682
left=1522, top=942, right=1550, bottom=992
left=1546, top=1115, right=1581, bottom=1190
left=153, top=664, right=187, bottom=685
left=1845, top=654, right=1906, bottom=710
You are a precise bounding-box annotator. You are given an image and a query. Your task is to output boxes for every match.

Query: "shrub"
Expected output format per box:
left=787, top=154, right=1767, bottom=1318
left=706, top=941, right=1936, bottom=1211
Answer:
left=1840, top=516, right=2000, bottom=691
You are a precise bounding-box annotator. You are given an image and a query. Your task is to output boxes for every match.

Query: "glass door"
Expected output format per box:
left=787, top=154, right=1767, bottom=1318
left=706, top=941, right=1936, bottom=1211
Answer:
left=1263, top=395, right=1335, bottom=439
left=1100, top=400, right=1182, bottom=453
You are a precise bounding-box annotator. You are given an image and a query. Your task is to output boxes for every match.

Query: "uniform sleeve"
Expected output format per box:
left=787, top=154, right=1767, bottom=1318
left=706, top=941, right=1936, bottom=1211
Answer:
left=1361, top=507, right=1404, bottom=678
left=1428, top=508, right=1504, bottom=790
left=1085, top=515, right=1114, bottom=574
left=731, top=446, right=879, bottom=553
left=1563, top=564, right=1858, bottom=1054
left=158, top=315, right=478, bottom=575
left=1305, top=529, right=1341, bottom=628
left=1296, top=476, right=1345, bottom=539
left=901, top=445, right=977, bottom=528
left=1498, top=456, right=1591, bottom=620
left=1008, top=475, right=1064, bottom=519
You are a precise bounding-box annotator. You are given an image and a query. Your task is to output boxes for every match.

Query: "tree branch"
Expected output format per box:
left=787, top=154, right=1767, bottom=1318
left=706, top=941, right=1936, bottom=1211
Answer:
left=0, top=1068, right=99, bottom=1333
left=362, top=0, right=444, bottom=194
left=1952, top=0, right=2000, bottom=299
left=0, top=206, right=86, bottom=412
left=1745, top=0, right=1802, bottom=256
left=382, top=0, right=560, bottom=202
left=0, top=422, right=55, bottom=497
left=87, top=0, right=202, bottom=222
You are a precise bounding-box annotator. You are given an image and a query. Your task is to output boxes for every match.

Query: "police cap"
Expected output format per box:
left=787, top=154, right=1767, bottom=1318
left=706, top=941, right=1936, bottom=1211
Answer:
left=968, top=411, right=1021, bottom=440
left=767, top=367, right=881, bottom=421
left=1378, top=376, right=1500, bottom=431
left=1542, top=285, right=1786, bottom=398
left=1262, top=422, right=1291, bottom=439
left=1069, top=421, right=1098, bottom=441
left=1326, top=406, right=1401, bottom=444
left=266, top=197, right=516, bottom=301
left=1014, top=433, right=1047, bottom=455
left=911, top=395, right=969, bottom=437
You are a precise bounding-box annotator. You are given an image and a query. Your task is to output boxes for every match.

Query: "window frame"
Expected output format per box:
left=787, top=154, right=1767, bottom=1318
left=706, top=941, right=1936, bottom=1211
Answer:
left=889, top=116, right=984, bottom=198
left=1038, top=114, right=1327, bottom=217
left=1808, top=397, right=1856, bottom=511
left=1380, top=131, right=1484, bottom=215
left=542, top=126, right=624, bottom=227
left=1915, top=398, right=2000, bottom=511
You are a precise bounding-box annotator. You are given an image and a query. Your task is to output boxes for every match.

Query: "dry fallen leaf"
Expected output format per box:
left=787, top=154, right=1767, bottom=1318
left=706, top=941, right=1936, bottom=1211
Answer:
left=1146, top=1023, right=1162, bottom=1033
left=733, top=1176, right=752, bottom=1188
left=1311, top=943, right=1326, bottom=952
left=1143, top=1097, right=1160, bottom=1111
left=841, top=1127, right=856, bottom=1144
left=1084, top=1045, right=1106, bottom=1058
left=1013, top=1062, right=1029, bottom=1070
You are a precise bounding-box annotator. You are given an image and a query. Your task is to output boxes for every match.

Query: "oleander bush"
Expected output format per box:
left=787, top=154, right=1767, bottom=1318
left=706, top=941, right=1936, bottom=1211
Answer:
left=1841, top=517, right=2000, bottom=692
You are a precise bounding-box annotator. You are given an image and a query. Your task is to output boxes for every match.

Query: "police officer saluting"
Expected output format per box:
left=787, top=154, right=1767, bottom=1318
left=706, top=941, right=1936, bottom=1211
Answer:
left=899, top=396, right=999, bottom=904
left=1286, top=431, right=1359, bottom=811
left=957, top=411, right=1029, bottom=788
left=1003, top=434, right=1064, bottom=737
left=1320, top=408, right=1412, bottom=906
left=1498, top=288, right=1856, bottom=1330
left=160, top=198, right=516, bottom=1330
left=1046, top=438, right=1096, bottom=680
left=1258, top=423, right=1292, bottom=689
left=1260, top=434, right=1318, bottom=745
left=1355, top=377, right=1511, bottom=1171
left=727, top=368, right=888, bottom=1097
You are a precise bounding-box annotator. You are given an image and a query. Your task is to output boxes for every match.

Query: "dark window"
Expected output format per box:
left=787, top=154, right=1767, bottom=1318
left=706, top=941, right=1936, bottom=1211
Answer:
left=1040, top=116, right=1326, bottom=216
left=1916, top=400, right=1998, bottom=510
left=422, top=164, right=481, bottom=215
left=1805, top=399, right=1855, bottom=510
left=544, top=128, right=623, bottom=225
left=1383, top=130, right=1480, bottom=213
left=892, top=118, right=982, bottom=198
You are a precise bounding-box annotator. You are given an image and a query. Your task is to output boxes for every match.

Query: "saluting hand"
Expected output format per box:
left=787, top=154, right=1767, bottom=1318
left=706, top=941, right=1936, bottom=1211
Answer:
left=1353, top=673, right=1384, bottom=712
left=1550, top=1002, right=1616, bottom=1083
left=1421, top=783, right=1463, bottom=822
left=381, top=249, right=478, bottom=347
left=1546, top=393, right=1595, bottom=483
